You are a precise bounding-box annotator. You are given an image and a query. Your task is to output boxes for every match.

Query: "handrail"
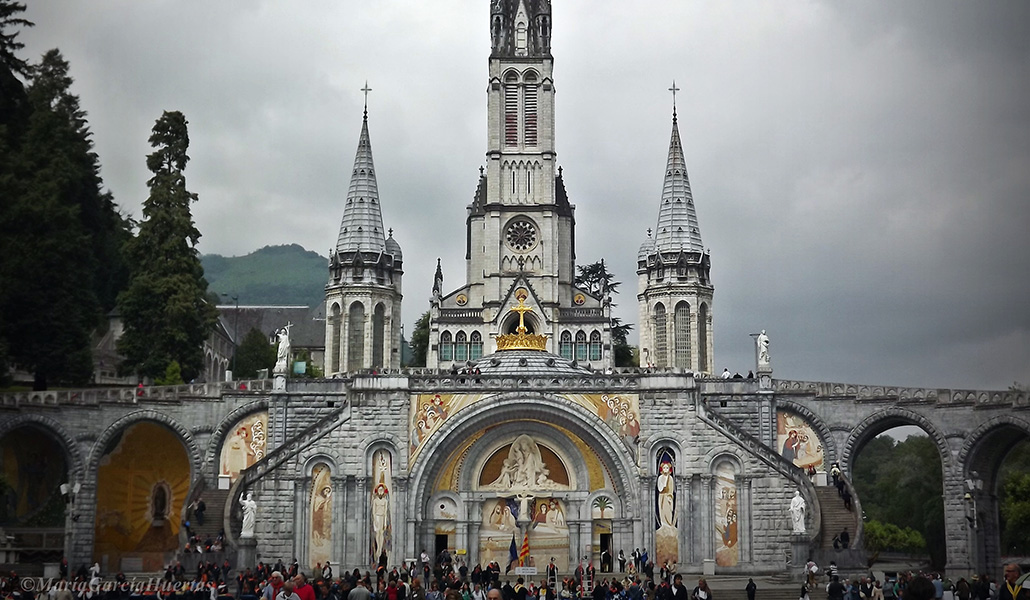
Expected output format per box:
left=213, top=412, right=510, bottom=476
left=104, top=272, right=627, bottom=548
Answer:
left=223, top=398, right=352, bottom=548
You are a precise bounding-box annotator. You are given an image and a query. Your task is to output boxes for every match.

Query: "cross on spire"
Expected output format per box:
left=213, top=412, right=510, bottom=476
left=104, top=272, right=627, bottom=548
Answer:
left=361, top=81, right=372, bottom=116
left=669, top=80, right=680, bottom=117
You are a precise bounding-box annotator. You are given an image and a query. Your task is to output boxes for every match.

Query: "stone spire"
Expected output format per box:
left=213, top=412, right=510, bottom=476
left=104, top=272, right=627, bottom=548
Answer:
left=490, top=0, right=552, bottom=58
left=336, top=108, right=387, bottom=254
left=652, top=105, right=703, bottom=254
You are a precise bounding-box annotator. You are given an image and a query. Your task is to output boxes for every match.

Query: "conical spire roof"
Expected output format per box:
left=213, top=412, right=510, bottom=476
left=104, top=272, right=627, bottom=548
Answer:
left=336, top=110, right=387, bottom=254
left=653, top=110, right=703, bottom=254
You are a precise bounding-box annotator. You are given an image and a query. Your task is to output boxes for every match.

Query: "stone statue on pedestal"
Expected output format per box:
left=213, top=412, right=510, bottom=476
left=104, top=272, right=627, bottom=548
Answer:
left=756, top=330, right=771, bottom=369
left=274, top=324, right=293, bottom=375
left=789, top=490, right=806, bottom=534
left=240, top=492, right=257, bottom=538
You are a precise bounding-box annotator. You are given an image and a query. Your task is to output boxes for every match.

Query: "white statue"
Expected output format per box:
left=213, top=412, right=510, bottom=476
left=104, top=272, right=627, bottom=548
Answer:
left=240, top=492, right=257, bottom=538
left=274, top=324, right=292, bottom=374
left=514, top=492, right=535, bottom=524
left=486, top=434, right=557, bottom=490
left=756, top=330, right=770, bottom=367
left=789, top=490, right=806, bottom=534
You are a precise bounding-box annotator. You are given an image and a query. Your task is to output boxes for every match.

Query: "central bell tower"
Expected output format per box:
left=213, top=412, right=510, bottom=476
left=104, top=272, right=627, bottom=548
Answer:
left=427, top=0, right=613, bottom=369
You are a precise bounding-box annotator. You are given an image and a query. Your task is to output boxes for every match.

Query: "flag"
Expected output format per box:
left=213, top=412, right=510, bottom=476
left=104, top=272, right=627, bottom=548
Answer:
left=505, top=533, right=518, bottom=573
left=519, top=531, right=530, bottom=566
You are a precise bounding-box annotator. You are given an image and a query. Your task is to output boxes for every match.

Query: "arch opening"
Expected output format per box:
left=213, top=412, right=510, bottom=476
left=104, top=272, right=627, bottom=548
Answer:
left=94, top=421, right=191, bottom=571
left=851, top=424, right=945, bottom=570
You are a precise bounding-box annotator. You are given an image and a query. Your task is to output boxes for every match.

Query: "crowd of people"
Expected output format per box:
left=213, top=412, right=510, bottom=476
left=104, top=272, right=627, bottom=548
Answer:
left=801, top=564, right=1028, bottom=600
left=1, top=553, right=1026, bottom=600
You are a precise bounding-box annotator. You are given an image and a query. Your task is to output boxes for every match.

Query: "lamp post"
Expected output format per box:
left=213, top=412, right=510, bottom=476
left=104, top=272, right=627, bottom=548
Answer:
left=965, top=472, right=984, bottom=576
left=61, top=481, right=82, bottom=565
left=221, top=293, right=239, bottom=377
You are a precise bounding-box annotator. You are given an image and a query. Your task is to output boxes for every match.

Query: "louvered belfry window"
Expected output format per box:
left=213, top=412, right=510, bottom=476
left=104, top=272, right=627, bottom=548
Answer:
left=523, top=73, right=538, bottom=146
left=504, top=72, right=519, bottom=147
left=674, top=301, right=691, bottom=369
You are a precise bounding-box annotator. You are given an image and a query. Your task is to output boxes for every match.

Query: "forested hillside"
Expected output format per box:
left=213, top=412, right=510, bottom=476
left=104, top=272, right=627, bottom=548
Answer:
left=202, top=244, right=326, bottom=307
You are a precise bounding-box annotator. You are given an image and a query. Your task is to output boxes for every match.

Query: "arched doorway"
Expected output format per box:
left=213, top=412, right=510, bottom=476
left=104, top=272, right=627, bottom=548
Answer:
left=94, top=422, right=191, bottom=572
left=0, top=425, right=70, bottom=563
left=408, top=394, right=639, bottom=571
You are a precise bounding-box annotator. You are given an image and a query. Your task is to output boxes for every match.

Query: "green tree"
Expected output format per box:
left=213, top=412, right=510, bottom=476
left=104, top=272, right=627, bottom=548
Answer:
left=0, top=1, right=31, bottom=78
left=117, top=111, right=218, bottom=382
left=0, top=1, right=31, bottom=143
left=0, top=49, right=127, bottom=389
left=155, top=360, right=184, bottom=386
left=408, top=311, right=430, bottom=367
left=232, top=327, right=276, bottom=379
left=852, top=433, right=945, bottom=569
left=576, top=259, right=636, bottom=367
left=1001, top=461, right=1030, bottom=554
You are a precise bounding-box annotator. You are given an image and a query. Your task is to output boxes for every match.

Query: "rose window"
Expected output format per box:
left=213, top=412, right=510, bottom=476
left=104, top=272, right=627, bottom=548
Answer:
left=505, top=219, right=537, bottom=252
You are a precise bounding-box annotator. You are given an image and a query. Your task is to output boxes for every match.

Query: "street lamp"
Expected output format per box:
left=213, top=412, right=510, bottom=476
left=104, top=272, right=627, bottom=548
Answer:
left=221, top=293, right=239, bottom=377
left=965, top=472, right=984, bottom=575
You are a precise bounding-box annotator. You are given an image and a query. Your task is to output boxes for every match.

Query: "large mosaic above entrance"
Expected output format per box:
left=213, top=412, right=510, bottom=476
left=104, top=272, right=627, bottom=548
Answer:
left=408, top=393, right=640, bottom=463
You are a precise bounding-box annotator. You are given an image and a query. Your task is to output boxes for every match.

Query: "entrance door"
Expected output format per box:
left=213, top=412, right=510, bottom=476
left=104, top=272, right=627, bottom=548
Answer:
left=435, top=533, right=449, bottom=560
left=600, top=533, right=612, bottom=572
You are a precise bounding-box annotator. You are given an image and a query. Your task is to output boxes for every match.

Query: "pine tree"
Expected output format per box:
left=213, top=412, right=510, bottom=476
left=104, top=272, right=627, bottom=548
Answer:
left=117, top=111, right=218, bottom=382
left=0, top=49, right=126, bottom=389
left=233, top=328, right=276, bottom=379
left=576, top=259, right=635, bottom=366
left=0, top=1, right=31, bottom=139
left=409, top=311, right=430, bottom=367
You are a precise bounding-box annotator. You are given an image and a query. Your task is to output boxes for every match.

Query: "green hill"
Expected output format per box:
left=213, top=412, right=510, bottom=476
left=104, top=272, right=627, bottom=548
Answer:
left=202, top=244, right=326, bottom=306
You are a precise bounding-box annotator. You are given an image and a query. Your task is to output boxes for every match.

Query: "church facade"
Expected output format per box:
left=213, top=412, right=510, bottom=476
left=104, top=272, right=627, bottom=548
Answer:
left=0, top=0, right=1025, bottom=581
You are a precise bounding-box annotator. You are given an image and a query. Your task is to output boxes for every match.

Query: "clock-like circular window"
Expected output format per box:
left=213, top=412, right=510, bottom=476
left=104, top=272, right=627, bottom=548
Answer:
left=505, top=219, right=538, bottom=252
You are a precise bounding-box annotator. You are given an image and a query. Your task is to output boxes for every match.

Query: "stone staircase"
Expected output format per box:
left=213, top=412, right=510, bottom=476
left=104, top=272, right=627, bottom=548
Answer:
left=224, top=399, right=353, bottom=546
left=189, top=488, right=231, bottom=539
left=814, top=485, right=856, bottom=550
left=702, top=576, right=827, bottom=600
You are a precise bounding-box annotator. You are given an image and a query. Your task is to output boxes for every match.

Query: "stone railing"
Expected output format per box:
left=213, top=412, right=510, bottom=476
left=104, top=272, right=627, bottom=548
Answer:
left=0, top=378, right=276, bottom=408
left=437, top=309, right=484, bottom=320
left=558, top=307, right=605, bottom=319
left=224, top=398, right=352, bottom=548
left=407, top=372, right=641, bottom=391
left=774, top=379, right=1029, bottom=407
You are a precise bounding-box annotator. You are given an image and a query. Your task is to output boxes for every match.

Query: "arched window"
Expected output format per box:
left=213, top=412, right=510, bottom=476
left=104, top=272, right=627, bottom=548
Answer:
left=589, top=331, right=602, bottom=361
left=654, top=304, right=667, bottom=367
left=559, top=331, right=573, bottom=360
left=440, top=331, right=453, bottom=362
left=470, top=331, right=483, bottom=360
left=674, top=301, right=690, bottom=369
left=455, top=331, right=468, bottom=362
left=698, top=303, right=709, bottom=373
left=347, top=302, right=365, bottom=372
left=330, top=304, right=341, bottom=373
left=575, top=331, right=588, bottom=362
left=372, top=304, right=386, bottom=369
left=504, top=72, right=519, bottom=147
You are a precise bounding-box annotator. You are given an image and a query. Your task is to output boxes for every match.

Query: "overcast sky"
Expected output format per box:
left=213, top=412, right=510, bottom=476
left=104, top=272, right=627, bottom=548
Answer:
left=19, top=1, right=1030, bottom=391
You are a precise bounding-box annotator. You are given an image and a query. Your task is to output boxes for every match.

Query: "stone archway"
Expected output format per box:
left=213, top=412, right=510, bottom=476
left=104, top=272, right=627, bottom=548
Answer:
left=840, top=407, right=951, bottom=475
left=957, top=415, right=1030, bottom=574
left=407, top=392, right=642, bottom=567
left=0, top=417, right=78, bottom=531
left=91, top=418, right=193, bottom=571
